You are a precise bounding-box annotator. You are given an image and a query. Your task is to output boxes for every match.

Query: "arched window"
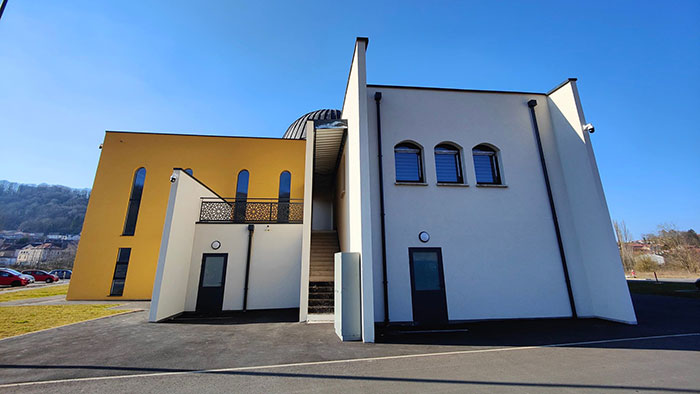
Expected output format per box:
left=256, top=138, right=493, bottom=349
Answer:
left=434, top=143, right=463, bottom=183
left=184, top=168, right=193, bottom=176
left=122, top=167, right=146, bottom=236
left=394, top=142, right=424, bottom=183
left=472, top=144, right=501, bottom=185
left=234, top=170, right=249, bottom=222
left=277, top=171, right=291, bottom=223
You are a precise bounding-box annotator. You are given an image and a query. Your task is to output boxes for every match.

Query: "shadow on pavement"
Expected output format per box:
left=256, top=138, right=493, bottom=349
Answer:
left=376, top=294, right=700, bottom=351
left=165, top=308, right=299, bottom=325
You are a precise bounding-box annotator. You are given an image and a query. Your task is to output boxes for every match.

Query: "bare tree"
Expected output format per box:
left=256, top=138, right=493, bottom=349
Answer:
left=646, top=224, right=700, bottom=274
left=614, top=220, right=635, bottom=271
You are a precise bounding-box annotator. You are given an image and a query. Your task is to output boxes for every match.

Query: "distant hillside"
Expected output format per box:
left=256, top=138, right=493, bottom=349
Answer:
left=0, top=180, right=90, bottom=235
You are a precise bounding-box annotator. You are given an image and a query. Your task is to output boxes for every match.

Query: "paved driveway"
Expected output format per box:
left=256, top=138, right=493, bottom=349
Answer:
left=0, top=294, right=698, bottom=393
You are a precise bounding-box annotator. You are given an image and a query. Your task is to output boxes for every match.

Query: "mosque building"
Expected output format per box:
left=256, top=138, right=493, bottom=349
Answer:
left=67, top=38, right=636, bottom=342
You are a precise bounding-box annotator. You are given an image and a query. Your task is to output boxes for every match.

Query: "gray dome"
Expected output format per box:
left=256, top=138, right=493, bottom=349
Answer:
left=283, top=109, right=342, bottom=139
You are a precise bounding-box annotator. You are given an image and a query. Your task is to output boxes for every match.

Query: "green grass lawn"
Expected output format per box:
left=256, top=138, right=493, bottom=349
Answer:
left=0, top=304, right=129, bottom=339
left=628, top=280, right=700, bottom=299
left=0, top=284, right=69, bottom=303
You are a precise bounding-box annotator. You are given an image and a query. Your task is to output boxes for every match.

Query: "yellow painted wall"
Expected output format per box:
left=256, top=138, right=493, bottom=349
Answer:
left=67, top=132, right=306, bottom=300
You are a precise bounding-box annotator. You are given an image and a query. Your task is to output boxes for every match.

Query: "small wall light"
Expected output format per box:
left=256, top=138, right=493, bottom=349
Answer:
left=419, top=231, right=430, bottom=243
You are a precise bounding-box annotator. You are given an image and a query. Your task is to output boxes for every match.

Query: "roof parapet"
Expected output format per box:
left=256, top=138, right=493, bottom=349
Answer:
left=547, top=78, right=578, bottom=95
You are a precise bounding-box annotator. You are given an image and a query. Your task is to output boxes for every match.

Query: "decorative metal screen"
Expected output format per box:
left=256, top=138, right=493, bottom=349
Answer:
left=199, top=198, right=303, bottom=224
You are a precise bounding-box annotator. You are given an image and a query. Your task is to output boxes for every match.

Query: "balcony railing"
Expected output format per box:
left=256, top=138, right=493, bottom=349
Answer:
left=199, top=198, right=303, bottom=224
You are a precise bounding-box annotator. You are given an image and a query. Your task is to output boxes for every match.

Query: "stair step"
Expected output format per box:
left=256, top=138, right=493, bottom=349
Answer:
left=308, top=306, right=334, bottom=314
left=309, top=292, right=333, bottom=300
left=309, top=284, right=333, bottom=291
left=310, top=273, right=334, bottom=278
left=309, top=284, right=334, bottom=290
left=309, top=299, right=333, bottom=307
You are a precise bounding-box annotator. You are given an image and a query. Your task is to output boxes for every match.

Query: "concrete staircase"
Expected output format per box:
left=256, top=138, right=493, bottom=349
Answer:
left=308, top=231, right=339, bottom=314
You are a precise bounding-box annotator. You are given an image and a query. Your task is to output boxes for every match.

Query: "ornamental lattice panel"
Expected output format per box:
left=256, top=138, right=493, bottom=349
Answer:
left=199, top=199, right=302, bottom=224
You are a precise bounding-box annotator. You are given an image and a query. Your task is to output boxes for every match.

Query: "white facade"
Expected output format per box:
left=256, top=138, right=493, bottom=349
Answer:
left=330, top=38, right=635, bottom=341
left=150, top=170, right=302, bottom=322
left=365, top=86, right=573, bottom=322
left=185, top=223, right=302, bottom=312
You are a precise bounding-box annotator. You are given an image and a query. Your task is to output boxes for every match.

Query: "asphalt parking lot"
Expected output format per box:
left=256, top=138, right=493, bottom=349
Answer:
left=0, top=293, right=698, bottom=393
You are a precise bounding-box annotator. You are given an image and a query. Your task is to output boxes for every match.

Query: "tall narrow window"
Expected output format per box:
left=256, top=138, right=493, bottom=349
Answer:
left=434, top=144, right=463, bottom=183
left=472, top=144, right=501, bottom=185
left=184, top=168, right=193, bottom=176
left=394, top=142, right=424, bottom=183
left=234, top=170, right=249, bottom=222
left=110, top=248, right=131, bottom=296
left=277, top=171, right=291, bottom=223
left=122, top=168, right=146, bottom=236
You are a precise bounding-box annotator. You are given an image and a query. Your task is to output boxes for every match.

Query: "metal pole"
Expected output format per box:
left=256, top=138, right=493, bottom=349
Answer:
left=528, top=99, right=577, bottom=318
left=374, top=92, right=390, bottom=326
left=242, top=224, right=255, bottom=311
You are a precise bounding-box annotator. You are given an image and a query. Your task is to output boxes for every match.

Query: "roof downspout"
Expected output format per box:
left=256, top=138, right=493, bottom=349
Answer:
left=242, top=224, right=255, bottom=311
left=374, top=91, right=390, bottom=325
left=527, top=99, right=577, bottom=318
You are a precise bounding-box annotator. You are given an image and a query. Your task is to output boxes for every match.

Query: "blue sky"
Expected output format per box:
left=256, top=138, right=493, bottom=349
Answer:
left=0, top=0, right=698, bottom=238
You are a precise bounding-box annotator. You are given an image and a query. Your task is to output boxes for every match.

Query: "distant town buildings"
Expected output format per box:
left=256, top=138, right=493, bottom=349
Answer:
left=0, top=231, right=79, bottom=268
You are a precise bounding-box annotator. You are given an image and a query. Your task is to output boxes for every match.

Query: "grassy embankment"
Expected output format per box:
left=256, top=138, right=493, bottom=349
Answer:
left=0, top=284, right=69, bottom=302
left=628, top=280, right=699, bottom=299
left=0, top=285, right=132, bottom=339
left=0, top=304, right=128, bottom=339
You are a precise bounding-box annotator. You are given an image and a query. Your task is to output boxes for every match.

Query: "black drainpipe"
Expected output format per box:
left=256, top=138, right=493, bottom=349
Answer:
left=242, top=224, right=255, bottom=311
left=527, top=99, right=577, bottom=318
left=374, top=91, right=390, bottom=325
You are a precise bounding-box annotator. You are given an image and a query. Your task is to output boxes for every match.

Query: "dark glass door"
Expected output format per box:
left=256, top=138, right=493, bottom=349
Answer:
left=409, top=248, right=448, bottom=324
left=196, top=254, right=228, bottom=313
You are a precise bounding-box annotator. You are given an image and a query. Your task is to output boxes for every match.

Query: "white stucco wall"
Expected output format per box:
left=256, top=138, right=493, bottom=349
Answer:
left=312, top=192, right=334, bottom=230
left=365, top=87, right=574, bottom=323
left=299, top=120, right=314, bottom=321
left=547, top=81, right=636, bottom=324
left=334, top=149, right=350, bottom=252
left=149, top=170, right=217, bottom=322
left=185, top=223, right=303, bottom=312
left=340, top=38, right=375, bottom=342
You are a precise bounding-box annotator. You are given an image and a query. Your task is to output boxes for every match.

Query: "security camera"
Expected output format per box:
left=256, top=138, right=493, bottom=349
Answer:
left=583, top=123, right=595, bottom=133
left=170, top=173, right=178, bottom=183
